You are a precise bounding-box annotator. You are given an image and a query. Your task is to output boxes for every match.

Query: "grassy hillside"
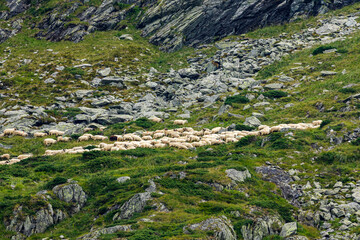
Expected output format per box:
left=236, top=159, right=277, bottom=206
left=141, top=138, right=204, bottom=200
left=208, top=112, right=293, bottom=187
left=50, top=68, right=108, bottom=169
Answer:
left=0, top=2, right=360, bottom=240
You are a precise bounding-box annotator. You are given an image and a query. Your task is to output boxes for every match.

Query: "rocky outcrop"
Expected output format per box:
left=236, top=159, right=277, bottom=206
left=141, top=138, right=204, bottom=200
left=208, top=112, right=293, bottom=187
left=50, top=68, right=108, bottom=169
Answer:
left=184, top=216, right=236, bottom=240
left=241, top=215, right=283, bottom=240
left=139, top=0, right=360, bottom=51
left=53, top=183, right=87, bottom=214
left=256, top=166, right=303, bottom=207
left=77, top=225, right=132, bottom=240
left=112, top=180, right=156, bottom=220
left=226, top=168, right=251, bottom=183
left=5, top=183, right=87, bottom=238
left=6, top=203, right=67, bottom=238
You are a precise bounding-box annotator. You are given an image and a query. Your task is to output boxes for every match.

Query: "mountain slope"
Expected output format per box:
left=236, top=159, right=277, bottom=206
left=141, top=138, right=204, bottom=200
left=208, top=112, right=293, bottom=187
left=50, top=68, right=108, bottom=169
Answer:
left=0, top=1, right=359, bottom=240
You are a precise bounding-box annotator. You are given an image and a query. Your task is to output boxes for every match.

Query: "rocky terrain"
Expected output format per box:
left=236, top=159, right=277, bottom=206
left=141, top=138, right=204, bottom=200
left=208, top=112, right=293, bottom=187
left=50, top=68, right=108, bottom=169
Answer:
left=0, top=0, right=359, bottom=240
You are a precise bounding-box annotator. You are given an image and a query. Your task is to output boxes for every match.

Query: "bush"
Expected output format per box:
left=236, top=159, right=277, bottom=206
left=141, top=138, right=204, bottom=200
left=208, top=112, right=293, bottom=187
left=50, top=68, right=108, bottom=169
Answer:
left=312, top=45, right=334, bottom=55
left=316, top=152, right=342, bottom=164
left=320, top=119, right=331, bottom=129
left=252, top=200, right=293, bottom=222
left=235, top=124, right=255, bottom=131
left=339, top=88, right=357, bottom=94
left=236, top=136, right=257, bottom=148
left=71, top=133, right=81, bottom=140
left=82, top=151, right=110, bottom=161
left=44, top=177, right=67, bottom=190
left=352, top=138, right=360, bottom=146
left=85, top=157, right=124, bottom=172
left=35, top=164, right=63, bottom=173
left=135, top=117, right=155, bottom=129
left=85, top=174, right=119, bottom=196
left=263, top=90, right=287, bottom=99
left=156, top=178, right=215, bottom=200
left=225, top=95, right=249, bottom=105
left=65, top=67, right=85, bottom=76
left=233, top=219, right=254, bottom=237
left=269, top=133, right=292, bottom=149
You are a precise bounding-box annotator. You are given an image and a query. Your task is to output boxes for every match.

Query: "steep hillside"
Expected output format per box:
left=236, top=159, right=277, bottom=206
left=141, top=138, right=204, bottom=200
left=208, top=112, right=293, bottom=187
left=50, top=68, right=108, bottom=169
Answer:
left=0, top=1, right=360, bottom=240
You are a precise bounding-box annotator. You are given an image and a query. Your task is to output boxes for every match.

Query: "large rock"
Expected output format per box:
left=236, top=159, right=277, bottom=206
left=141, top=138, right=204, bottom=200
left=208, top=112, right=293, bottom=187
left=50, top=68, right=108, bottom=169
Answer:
left=53, top=183, right=87, bottom=213
left=280, top=222, right=297, bottom=237
left=113, top=180, right=156, bottom=220
left=242, top=215, right=283, bottom=240
left=138, top=0, right=359, bottom=51
left=244, top=116, right=261, bottom=127
left=256, top=166, right=303, bottom=207
left=225, top=168, right=251, bottom=182
left=316, top=23, right=340, bottom=35
left=5, top=183, right=87, bottom=238
left=184, top=216, right=236, bottom=240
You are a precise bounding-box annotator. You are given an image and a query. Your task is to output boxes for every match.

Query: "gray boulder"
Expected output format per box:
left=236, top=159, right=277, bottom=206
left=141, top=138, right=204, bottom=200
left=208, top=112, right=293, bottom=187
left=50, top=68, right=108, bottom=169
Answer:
left=113, top=180, right=156, bottom=220
left=184, top=216, right=236, bottom=240
left=178, top=68, right=200, bottom=79
left=53, top=183, right=87, bottom=214
left=280, top=222, right=297, bottom=237
left=225, top=168, right=251, bottom=182
left=117, top=176, right=131, bottom=183
left=244, top=116, right=261, bottom=127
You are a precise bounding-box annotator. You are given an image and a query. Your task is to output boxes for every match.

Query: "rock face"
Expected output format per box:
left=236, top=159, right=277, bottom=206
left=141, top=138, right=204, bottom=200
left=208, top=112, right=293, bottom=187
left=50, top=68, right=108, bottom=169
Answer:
left=280, top=222, right=297, bottom=237
left=256, top=166, right=303, bottom=207
left=138, top=0, right=360, bottom=51
left=241, top=215, right=283, bottom=240
left=226, top=168, right=251, bottom=182
left=0, top=0, right=359, bottom=47
left=6, top=203, right=67, bottom=238
left=184, top=216, right=237, bottom=240
left=112, top=180, right=156, bottom=220
left=5, top=183, right=87, bottom=238
left=53, top=183, right=87, bottom=213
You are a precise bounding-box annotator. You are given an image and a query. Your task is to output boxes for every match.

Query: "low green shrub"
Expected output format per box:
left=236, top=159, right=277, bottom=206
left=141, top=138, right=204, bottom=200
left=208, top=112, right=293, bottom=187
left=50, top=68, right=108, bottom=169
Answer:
left=263, top=90, right=287, bottom=99
left=236, top=136, right=257, bottom=148
left=82, top=151, right=110, bottom=161
left=135, top=117, right=155, bottom=129
left=312, top=45, right=335, bottom=55
left=233, top=219, right=254, bottom=237
left=235, top=124, right=255, bottom=131
left=352, top=138, right=360, bottom=146
left=225, top=95, right=249, bottom=105
left=320, top=119, right=331, bottom=129
left=339, top=88, right=357, bottom=94
left=44, top=177, right=67, bottom=190
left=269, top=133, right=292, bottom=149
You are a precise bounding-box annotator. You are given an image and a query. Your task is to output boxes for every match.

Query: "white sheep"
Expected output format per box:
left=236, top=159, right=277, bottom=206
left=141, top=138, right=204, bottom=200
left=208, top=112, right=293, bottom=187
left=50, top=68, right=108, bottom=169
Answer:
left=142, top=136, right=153, bottom=140
left=14, top=130, right=28, bottom=137
left=34, top=132, right=48, bottom=137
left=78, top=135, right=91, bottom=142
left=49, top=130, right=65, bottom=136
left=4, top=128, right=16, bottom=136
left=92, top=135, right=108, bottom=141
left=57, top=136, right=71, bottom=142
left=44, top=138, right=57, bottom=146
left=174, top=120, right=188, bottom=125
left=312, top=120, right=322, bottom=126
left=270, top=126, right=281, bottom=133
left=84, top=127, right=94, bottom=132
left=1, top=154, right=10, bottom=160
left=211, top=127, right=222, bottom=134
left=18, top=154, right=33, bottom=160
left=149, top=116, right=163, bottom=123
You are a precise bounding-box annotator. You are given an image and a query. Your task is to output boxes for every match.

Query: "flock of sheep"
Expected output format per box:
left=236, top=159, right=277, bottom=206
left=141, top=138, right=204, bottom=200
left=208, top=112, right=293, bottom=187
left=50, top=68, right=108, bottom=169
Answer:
left=0, top=119, right=322, bottom=165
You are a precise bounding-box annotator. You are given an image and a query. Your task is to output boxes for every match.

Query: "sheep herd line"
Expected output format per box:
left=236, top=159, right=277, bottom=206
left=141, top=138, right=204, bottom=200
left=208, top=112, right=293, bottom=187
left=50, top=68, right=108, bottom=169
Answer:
left=0, top=120, right=322, bottom=165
